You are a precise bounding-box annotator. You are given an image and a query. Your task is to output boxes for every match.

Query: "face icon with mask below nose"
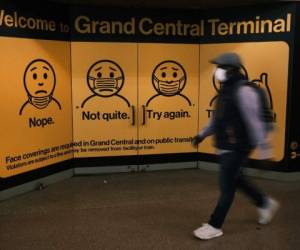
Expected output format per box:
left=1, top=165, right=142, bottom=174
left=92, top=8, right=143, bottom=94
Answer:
left=152, top=61, right=187, bottom=96
left=87, top=60, right=124, bottom=97
left=24, top=59, right=56, bottom=109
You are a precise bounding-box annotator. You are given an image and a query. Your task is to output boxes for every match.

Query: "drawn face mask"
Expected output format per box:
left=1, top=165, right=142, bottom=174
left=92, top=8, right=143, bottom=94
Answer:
left=29, top=95, right=52, bottom=109
left=214, top=68, right=227, bottom=82
left=88, top=76, right=123, bottom=94
left=154, top=75, right=185, bottom=96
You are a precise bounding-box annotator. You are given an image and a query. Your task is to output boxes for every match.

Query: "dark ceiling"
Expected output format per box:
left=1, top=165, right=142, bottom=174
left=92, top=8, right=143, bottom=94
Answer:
left=50, top=0, right=292, bottom=9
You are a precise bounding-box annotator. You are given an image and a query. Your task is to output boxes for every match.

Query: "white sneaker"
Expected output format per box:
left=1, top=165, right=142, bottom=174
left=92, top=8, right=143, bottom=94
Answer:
left=257, top=197, right=280, bottom=225
left=193, top=223, right=223, bottom=240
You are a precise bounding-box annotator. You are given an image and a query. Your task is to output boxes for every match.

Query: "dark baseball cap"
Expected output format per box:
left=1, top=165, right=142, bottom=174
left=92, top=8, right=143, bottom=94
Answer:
left=210, top=52, right=242, bottom=69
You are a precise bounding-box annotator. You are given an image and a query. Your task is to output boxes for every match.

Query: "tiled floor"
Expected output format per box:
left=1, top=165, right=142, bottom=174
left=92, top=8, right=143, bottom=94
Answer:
left=0, top=169, right=299, bottom=250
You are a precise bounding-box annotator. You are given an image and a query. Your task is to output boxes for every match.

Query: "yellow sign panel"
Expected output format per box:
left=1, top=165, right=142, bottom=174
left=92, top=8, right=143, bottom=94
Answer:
left=1, top=38, right=289, bottom=177
left=72, top=42, right=138, bottom=157
left=198, top=41, right=289, bottom=161
left=0, top=37, right=73, bottom=178
left=138, top=43, right=199, bottom=154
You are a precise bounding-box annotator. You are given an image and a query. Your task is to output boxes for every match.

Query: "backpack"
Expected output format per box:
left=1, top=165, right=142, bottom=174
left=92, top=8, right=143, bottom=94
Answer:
left=237, top=80, right=275, bottom=132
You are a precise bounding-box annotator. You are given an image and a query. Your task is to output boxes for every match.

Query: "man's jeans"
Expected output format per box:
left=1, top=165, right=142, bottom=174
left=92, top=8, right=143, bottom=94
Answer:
left=208, top=150, right=266, bottom=229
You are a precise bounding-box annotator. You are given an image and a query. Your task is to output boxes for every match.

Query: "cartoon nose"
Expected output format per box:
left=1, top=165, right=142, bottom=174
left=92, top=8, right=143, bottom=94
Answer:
left=38, top=82, right=44, bottom=86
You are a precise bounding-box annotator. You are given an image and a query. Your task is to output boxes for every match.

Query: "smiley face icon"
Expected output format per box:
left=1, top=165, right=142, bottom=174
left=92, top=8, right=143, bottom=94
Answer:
left=87, top=60, right=124, bottom=97
left=19, top=59, right=61, bottom=115
left=146, top=60, right=191, bottom=107
left=82, top=60, right=130, bottom=108
left=152, top=60, right=187, bottom=96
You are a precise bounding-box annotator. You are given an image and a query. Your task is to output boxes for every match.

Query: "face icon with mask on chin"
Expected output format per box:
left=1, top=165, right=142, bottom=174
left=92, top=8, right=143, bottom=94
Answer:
left=87, top=60, right=124, bottom=97
left=24, top=59, right=56, bottom=109
left=152, top=61, right=187, bottom=96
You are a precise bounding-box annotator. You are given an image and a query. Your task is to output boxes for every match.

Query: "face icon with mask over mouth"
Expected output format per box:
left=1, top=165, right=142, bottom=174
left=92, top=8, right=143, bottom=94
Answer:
left=24, top=59, right=56, bottom=109
left=87, top=60, right=124, bottom=97
left=152, top=61, right=187, bottom=96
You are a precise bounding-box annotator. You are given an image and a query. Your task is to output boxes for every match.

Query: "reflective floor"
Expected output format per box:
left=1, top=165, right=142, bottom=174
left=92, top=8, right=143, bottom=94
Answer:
left=0, top=169, right=299, bottom=250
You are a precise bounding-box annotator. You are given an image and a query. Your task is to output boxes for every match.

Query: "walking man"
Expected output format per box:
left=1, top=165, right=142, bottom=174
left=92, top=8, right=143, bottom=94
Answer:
left=192, top=52, right=279, bottom=240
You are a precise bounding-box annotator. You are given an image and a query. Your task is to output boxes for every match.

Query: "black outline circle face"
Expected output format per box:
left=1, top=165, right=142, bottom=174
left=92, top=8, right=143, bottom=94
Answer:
left=87, top=60, right=125, bottom=97
left=212, top=64, right=248, bottom=92
left=152, top=60, right=187, bottom=96
left=24, top=59, right=56, bottom=98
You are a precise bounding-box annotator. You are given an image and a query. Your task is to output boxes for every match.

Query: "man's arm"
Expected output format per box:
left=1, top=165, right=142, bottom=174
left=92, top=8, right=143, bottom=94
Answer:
left=198, top=117, right=215, bottom=138
left=192, top=116, right=215, bottom=147
left=237, top=86, right=272, bottom=159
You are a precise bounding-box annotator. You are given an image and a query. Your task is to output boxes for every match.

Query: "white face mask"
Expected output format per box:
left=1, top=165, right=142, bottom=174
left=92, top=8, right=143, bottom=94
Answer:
left=214, top=68, right=227, bottom=82
left=29, top=95, right=52, bottom=109
left=88, top=76, right=123, bottom=92
left=154, top=75, right=185, bottom=96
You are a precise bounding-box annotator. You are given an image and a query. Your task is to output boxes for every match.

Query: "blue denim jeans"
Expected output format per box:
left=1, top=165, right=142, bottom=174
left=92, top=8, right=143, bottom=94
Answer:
left=208, top=150, right=266, bottom=229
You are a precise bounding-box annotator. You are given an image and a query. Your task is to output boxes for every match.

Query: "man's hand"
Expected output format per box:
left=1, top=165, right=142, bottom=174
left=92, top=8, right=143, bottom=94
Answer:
left=192, top=135, right=204, bottom=148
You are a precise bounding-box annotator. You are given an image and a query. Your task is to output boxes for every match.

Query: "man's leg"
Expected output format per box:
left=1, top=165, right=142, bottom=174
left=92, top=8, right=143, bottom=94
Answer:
left=193, top=150, right=248, bottom=239
left=236, top=171, right=266, bottom=207
left=237, top=169, right=280, bottom=224
left=208, top=150, right=248, bottom=229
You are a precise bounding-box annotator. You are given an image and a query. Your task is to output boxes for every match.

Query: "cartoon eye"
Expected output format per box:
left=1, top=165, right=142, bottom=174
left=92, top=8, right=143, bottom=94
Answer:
left=109, top=72, right=114, bottom=78
left=161, top=72, right=166, bottom=78
left=33, top=73, right=37, bottom=80
left=43, top=73, right=48, bottom=79
left=97, top=72, right=102, bottom=78
left=173, top=72, right=177, bottom=78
